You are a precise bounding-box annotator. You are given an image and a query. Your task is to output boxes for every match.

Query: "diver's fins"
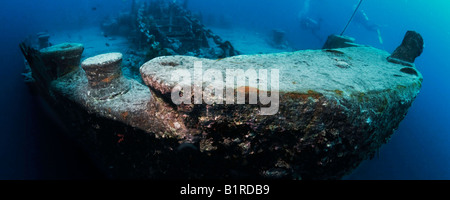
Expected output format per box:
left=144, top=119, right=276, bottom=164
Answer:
left=377, top=29, right=384, bottom=44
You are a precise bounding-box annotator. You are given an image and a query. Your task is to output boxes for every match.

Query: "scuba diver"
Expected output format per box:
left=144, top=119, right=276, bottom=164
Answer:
left=298, top=0, right=324, bottom=42
left=298, top=0, right=383, bottom=45
left=353, top=8, right=384, bottom=44
left=299, top=16, right=323, bottom=42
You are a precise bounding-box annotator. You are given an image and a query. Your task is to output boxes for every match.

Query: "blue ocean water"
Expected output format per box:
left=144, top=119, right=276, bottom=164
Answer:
left=0, top=0, right=449, bottom=179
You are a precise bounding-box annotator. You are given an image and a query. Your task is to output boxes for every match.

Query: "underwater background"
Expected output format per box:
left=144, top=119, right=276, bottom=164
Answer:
left=0, top=0, right=449, bottom=179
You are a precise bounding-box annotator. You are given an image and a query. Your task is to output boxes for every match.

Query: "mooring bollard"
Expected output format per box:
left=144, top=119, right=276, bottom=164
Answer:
left=40, top=43, right=84, bottom=79
left=81, top=52, right=130, bottom=100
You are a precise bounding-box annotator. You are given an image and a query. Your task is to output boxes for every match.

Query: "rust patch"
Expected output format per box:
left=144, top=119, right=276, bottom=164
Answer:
left=117, top=134, right=125, bottom=144
left=284, top=90, right=323, bottom=100
left=215, top=58, right=225, bottom=62
left=121, top=111, right=129, bottom=119
left=100, top=73, right=119, bottom=83
left=335, top=90, right=344, bottom=96
left=237, top=86, right=260, bottom=94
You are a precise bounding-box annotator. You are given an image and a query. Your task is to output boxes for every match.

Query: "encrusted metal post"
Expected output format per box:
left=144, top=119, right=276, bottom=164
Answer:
left=40, top=43, right=84, bottom=79
left=81, top=52, right=130, bottom=100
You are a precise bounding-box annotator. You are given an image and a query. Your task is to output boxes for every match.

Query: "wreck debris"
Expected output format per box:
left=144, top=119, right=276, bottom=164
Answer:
left=81, top=52, right=130, bottom=100
left=104, top=0, right=238, bottom=60
left=40, top=43, right=84, bottom=79
left=270, top=29, right=289, bottom=49
left=272, top=29, right=286, bottom=45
